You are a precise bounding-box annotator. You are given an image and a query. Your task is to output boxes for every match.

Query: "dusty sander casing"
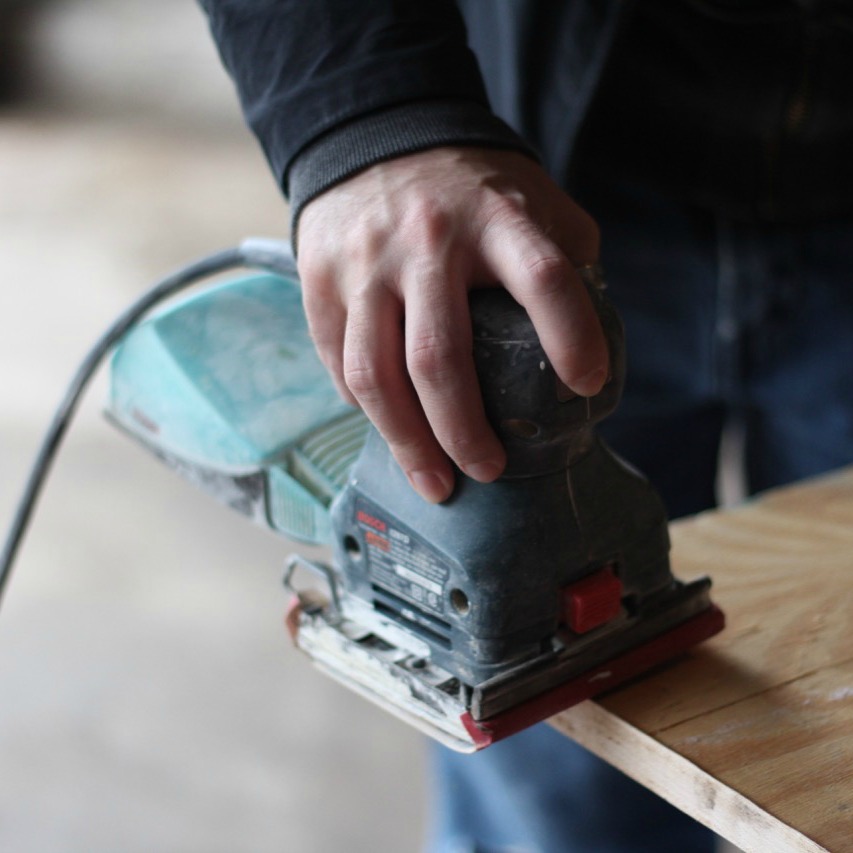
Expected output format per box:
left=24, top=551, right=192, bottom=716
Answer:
left=329, top=284, right=674, bottom=688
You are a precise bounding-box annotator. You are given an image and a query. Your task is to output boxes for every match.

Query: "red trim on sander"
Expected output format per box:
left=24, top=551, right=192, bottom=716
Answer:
left=461, top=604, right=725, bottom=750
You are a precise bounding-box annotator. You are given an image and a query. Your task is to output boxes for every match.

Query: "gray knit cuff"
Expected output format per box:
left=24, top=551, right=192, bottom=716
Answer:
left=287, top=99, right=538, bottom=247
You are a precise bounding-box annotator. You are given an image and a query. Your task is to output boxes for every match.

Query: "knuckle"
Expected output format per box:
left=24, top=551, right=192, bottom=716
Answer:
left=299, top=267, right=339, bottom=314
left=302, top=285, right=334, bottom=321
left=480, top=193, right=528, bottom=235
left=522, top=253, right=573, bottom=298
left=346, top=226, right=385, bottom=268
left=389, top=436, right=434, bottom=468
left=407, top=334, right=463, bottom=384
left=399, top=198, right=454, bottom=250
left=342, top=355, right=385, bottom=401
left=345, top=273, right=384, bottom=306
left=296, top=240, right=334, bottom=284
left=442, top=433, right=481, bottom=462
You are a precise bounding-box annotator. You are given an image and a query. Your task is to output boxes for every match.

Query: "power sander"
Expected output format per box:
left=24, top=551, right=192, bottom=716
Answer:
left=0, top=240, right=724, bottom=752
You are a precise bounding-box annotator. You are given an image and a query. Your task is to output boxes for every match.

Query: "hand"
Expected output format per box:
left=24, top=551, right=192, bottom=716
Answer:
left=296, top=147, right=608, bottom=503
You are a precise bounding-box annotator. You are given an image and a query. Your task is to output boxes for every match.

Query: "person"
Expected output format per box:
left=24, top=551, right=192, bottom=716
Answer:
left=199, top=1, right=853, bottom=850
left=0, top=0, right=51, bottom=103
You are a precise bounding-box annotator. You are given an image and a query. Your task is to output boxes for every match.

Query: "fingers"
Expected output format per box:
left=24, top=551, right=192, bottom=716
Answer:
left=296, top=147, right=611, bottom=507
left=299, top=219, right=461, bottom=503
left=302, top=258, right=505, bottom=503
left=342, top=283, right=457, bottom=503
left=402, top=260, right=506, bottom=483
left=301, top=270, right=357, bottom=406
left=480, top=202, right=609, bottom=397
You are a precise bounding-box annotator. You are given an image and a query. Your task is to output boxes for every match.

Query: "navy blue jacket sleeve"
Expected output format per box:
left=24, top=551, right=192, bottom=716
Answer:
left=199, top=0, right=535, bottom=228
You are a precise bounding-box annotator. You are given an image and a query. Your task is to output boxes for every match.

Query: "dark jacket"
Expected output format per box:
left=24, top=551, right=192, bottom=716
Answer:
left=199, top=1, right=627, bottom=228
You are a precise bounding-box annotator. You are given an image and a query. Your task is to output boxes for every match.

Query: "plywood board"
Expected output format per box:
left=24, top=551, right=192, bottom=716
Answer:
left=550, top=468, right=853, bottom=852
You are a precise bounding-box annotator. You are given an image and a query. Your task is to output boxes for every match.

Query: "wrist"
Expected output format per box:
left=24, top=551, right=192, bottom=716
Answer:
left=287, top=100, right=538, bottom=249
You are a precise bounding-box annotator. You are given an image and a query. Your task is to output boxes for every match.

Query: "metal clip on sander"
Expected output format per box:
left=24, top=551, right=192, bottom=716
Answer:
left=102, top=255, right=723, bottom=753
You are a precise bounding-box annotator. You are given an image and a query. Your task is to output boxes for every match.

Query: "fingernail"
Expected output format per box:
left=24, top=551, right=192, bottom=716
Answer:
left=573, top=367, right=607, bottom=398
left=462, top=461, right=503, bottom=483
left=408, top=470, right=454, bottom=503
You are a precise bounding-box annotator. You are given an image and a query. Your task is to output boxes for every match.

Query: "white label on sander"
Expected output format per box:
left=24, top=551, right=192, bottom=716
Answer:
left=355, top=500, right=451, bottom=618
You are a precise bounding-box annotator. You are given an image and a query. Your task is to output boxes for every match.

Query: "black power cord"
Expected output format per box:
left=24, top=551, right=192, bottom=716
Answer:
left=0, top=238, right=297, bottom=610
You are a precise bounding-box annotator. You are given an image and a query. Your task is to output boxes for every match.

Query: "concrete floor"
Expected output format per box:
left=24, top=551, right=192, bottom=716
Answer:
left=0, top=3, right=427, bottom=851
left=0, top=3, right=740, bottom=851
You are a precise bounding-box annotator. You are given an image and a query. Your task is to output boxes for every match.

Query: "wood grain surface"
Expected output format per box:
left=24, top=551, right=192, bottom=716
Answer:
left=550, top=468, right=853, bottom=852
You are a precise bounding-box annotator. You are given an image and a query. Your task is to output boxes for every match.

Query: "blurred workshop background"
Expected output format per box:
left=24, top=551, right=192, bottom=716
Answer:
left=0, top=1, right=428, bottom=851
left=0, top=3, right=744, bottom=852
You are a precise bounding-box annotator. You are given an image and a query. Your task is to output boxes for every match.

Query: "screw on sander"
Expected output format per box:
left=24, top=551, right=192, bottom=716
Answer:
left=286, top=276, right=724, bottom=752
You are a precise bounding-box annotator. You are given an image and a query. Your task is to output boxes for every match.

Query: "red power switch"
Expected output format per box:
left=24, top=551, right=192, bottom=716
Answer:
left=562, top=567, right=623, bottom=634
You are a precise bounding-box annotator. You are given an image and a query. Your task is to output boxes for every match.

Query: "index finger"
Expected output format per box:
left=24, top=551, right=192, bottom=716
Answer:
left=480, top=217, right=609, bottom=397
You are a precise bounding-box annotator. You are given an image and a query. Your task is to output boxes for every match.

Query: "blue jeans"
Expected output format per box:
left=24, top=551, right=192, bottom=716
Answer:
left=426, top=168, right=853, bottom=852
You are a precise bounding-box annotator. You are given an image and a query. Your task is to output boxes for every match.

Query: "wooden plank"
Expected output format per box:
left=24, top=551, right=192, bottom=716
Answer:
left=549, top=468, right=853, bottom=852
